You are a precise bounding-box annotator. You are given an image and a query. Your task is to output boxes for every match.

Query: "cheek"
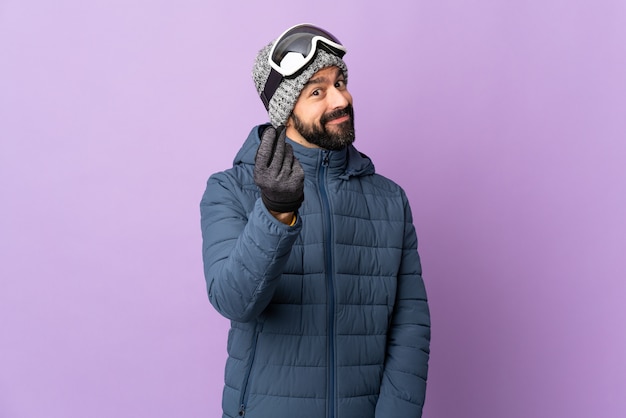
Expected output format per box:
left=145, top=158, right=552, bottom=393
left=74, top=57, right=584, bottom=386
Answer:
left=292, top=101, right=312, bottom=121
left=298, top=106, right=325, bottom=125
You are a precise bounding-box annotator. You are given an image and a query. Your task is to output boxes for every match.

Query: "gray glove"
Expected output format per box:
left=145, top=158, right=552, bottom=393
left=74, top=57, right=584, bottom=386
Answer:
left=254, top=126, right=304, bottom=213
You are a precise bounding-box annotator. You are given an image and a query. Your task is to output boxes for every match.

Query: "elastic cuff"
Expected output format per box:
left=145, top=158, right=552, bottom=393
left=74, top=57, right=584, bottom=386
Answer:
left=261, top=193, right=303, bottom=213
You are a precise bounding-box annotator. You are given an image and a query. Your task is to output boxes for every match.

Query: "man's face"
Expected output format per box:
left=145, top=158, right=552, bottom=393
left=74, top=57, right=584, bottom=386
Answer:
left=286, top=66, right=355, bottom=151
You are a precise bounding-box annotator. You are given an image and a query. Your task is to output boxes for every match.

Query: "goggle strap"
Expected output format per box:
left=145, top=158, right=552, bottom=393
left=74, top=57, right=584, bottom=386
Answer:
left=261, top=68, right=283, bottom=111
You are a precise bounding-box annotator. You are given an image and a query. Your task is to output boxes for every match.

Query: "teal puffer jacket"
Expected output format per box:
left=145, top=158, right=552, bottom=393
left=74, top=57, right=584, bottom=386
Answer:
left=200, top=125, right=430, bottom=418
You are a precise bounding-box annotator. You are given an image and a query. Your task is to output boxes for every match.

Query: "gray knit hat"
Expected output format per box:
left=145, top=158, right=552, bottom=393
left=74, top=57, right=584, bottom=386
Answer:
left=252, top=41, right=348, bottom=128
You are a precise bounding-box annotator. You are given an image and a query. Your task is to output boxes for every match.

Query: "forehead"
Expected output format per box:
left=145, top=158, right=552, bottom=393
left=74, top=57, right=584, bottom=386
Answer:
left=306, top=66, right=343, bottom=84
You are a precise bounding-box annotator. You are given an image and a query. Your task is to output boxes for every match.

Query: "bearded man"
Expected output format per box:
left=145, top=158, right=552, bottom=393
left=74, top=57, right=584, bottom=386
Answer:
left=200, top=23, right=430, bottom=418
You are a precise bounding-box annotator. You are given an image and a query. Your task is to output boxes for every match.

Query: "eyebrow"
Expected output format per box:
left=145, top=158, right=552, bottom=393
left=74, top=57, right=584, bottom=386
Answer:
left=305, top=68, right=344, bottom=87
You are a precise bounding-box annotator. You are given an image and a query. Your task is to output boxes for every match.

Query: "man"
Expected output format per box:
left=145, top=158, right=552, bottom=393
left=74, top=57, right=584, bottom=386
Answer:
left=200, top=23, right=430, bottom=418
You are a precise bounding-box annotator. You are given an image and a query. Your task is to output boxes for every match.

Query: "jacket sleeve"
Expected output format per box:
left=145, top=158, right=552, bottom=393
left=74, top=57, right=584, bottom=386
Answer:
left=376, top=193, right=431, bottom=417
left=200, top=171, right=302, bottom=322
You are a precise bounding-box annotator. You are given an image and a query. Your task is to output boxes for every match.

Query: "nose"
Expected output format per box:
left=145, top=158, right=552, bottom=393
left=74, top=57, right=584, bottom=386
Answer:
left=327, top=85, right=349, bottom=109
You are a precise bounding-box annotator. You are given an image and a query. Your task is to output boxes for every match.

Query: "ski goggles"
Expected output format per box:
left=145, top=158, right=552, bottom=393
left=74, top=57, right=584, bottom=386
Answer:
left=261, top=24, right=347, bottom=110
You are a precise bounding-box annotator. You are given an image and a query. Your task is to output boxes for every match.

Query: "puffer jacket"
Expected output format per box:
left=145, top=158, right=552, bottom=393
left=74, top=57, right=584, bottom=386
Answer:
left=200, top=124, right=430, bottom=418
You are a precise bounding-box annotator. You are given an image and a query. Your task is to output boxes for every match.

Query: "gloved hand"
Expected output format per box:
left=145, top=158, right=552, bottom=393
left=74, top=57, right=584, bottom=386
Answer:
left=254, top=125, right=304, bottom=213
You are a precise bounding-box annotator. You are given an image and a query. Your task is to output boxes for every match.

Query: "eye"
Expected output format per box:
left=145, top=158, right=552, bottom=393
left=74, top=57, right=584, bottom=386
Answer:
left=335, top=79, right=346, bottom=89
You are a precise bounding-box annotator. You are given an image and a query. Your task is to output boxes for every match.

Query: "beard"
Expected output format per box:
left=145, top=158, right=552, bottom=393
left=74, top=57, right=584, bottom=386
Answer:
left=291, top=104, right=355, bottom=151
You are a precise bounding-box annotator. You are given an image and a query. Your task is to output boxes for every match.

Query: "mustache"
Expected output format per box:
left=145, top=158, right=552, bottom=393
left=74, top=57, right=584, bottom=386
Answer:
left=321, top=104, right=353, bottom=125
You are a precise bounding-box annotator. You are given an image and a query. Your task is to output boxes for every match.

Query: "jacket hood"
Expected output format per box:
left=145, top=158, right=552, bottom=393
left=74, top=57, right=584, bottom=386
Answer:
left=233, top=124, right=375, bottom=179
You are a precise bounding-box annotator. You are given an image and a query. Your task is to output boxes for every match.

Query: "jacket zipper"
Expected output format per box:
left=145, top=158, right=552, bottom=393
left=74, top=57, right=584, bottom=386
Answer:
left=319, top=151, right=336, bottom=418
left=238, top=322, right=262, bottom=416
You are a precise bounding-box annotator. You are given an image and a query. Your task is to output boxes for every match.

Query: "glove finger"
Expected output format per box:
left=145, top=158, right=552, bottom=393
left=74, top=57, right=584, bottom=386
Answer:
left=292, top=155, right=304, bottom=179
left=276, top=125, right=287, bottom=142
left=269, top=126, right=287, bottom=173
left=258, top=126, right=278, bottom=167
left=292, top=156, right=305, bottom=186
left=279, top=143, right=294, bottom=179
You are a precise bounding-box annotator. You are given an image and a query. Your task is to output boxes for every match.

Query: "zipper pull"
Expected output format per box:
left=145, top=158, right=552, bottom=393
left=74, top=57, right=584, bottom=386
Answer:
left=239, top=404, right=245, bottom=416
left=322, top=151, right=330, bottom=167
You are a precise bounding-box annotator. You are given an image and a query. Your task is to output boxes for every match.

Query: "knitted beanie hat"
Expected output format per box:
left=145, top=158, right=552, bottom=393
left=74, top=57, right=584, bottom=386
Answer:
left=252, top=41, right=348, bottom=128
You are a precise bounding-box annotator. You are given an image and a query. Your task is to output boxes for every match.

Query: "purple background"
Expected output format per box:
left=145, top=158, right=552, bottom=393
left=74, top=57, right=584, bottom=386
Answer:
left=1, top=1, right=625, bottom=417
